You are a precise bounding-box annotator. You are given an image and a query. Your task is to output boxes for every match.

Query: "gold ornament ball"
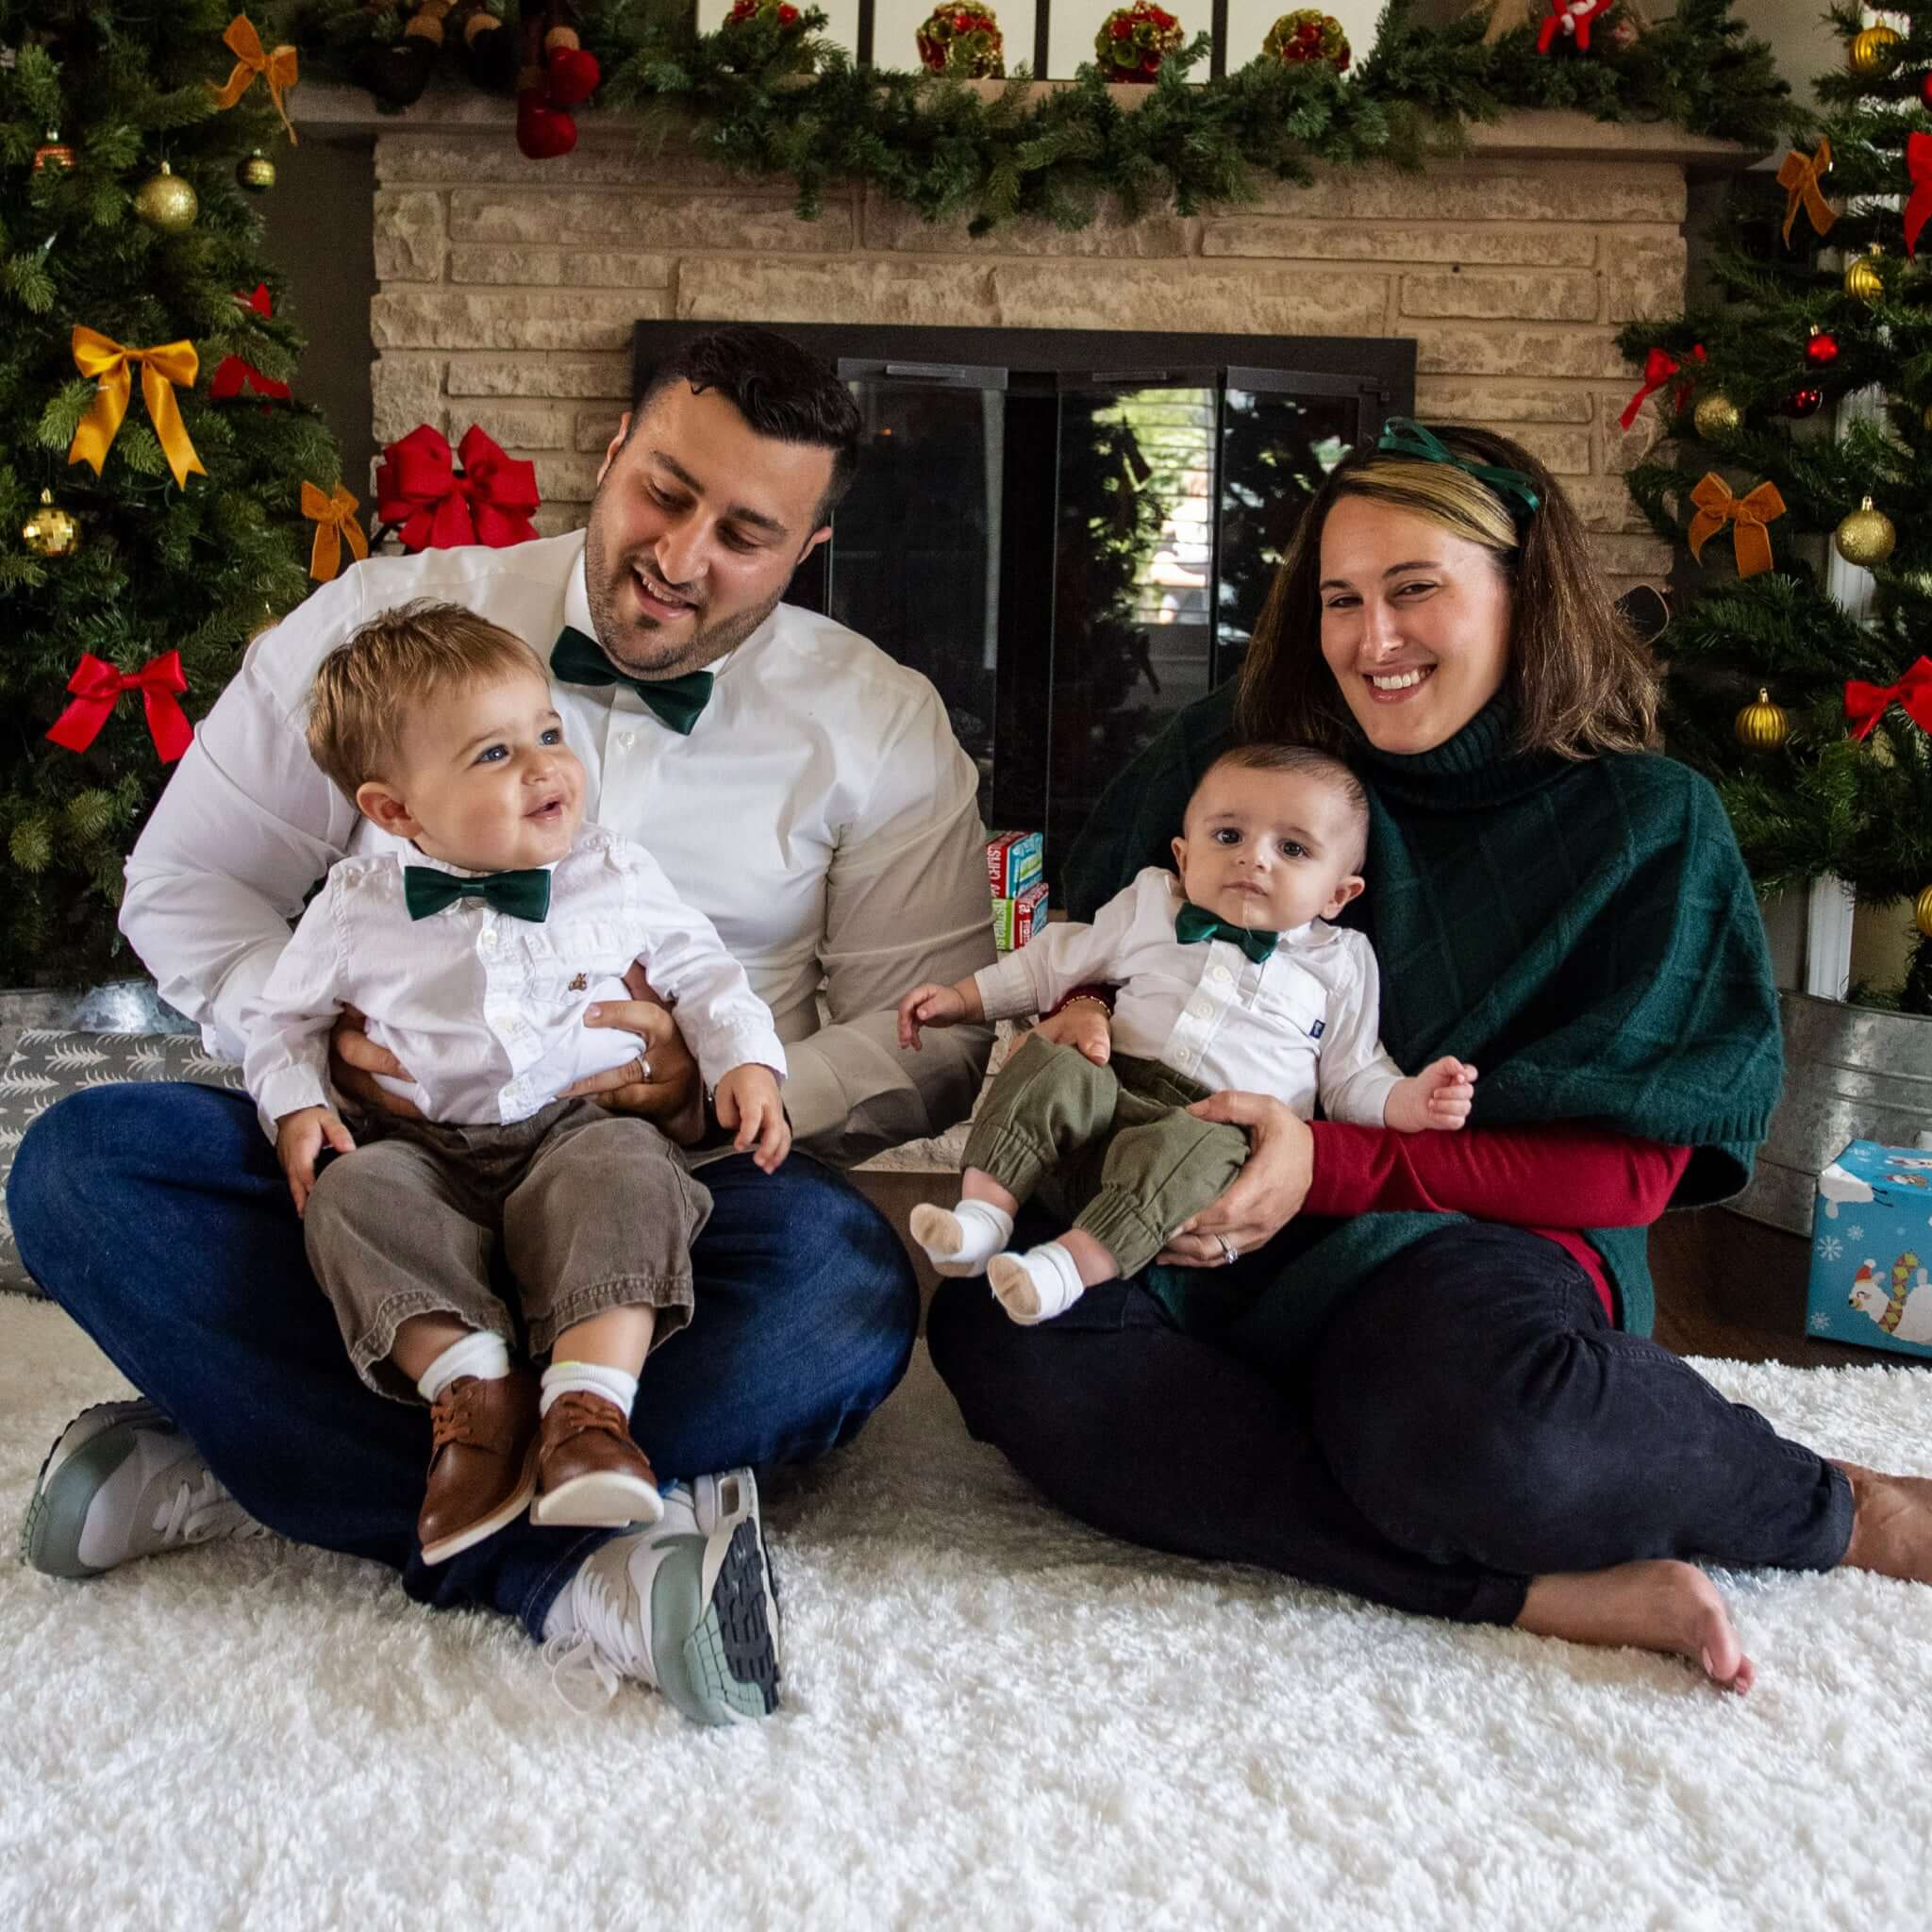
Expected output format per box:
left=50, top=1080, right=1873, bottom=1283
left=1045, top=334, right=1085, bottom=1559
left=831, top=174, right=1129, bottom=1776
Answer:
left=1835, top=497, right=1897, bottom=567
left=236, top=149, right=276, bottom=193
left=1692, top=392, right=1742, bottom=440
left=1844, top=250, right=1884, bottom=304
left=1917, top=884, right=1932, bottom=941
left=1734, top=688, right=1789, bottom=753
left=1849, top=25, right=1902, bottom=76
left=133, top=161, right=197, bottom=233
left=22, top=490, right=81, bottom=559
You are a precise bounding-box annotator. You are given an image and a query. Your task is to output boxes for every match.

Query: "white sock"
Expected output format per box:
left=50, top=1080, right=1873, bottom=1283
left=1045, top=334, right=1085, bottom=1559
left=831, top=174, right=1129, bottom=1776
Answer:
left=416, top=1329, right=510, bottom=1404
left=987, top=1242, right=1087, bottom=1326
left=909, top=1197, right=1015, bottom=1270
left=541, top=1359, right=640, bottom=1420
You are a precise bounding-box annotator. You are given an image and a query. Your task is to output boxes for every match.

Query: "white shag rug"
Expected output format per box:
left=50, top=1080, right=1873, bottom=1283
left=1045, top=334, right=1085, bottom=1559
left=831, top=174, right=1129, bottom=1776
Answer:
left=3, top=1296, right=1930, bottom=1932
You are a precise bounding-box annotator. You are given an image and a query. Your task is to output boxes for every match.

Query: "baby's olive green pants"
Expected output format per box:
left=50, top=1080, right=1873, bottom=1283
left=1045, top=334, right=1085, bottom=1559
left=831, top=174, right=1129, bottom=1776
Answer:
left=961, top=1034, right=1250, bottom=1276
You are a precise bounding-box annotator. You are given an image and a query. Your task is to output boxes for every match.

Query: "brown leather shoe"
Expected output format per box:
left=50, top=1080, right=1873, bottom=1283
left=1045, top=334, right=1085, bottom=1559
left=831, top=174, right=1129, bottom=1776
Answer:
left=529, top=1391, right=664, bottom=1529
left=418, top=1370, right=541, bottom=1566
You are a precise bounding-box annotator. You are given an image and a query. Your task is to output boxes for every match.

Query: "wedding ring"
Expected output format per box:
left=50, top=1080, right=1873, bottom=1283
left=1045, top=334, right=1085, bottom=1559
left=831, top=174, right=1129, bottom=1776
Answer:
left=1215, top=1233, right=1238, bottom=1266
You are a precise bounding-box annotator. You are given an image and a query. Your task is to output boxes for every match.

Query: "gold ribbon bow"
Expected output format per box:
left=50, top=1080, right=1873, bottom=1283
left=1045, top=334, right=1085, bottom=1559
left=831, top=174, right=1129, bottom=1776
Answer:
left=209, top=15, right=300, bottom=144
left=1688, top=473, right=1786, bottom=578
left=67, top=326, right=207, bottom=491
left=1776, top=137, right=1834, bottom=247
left=302, top=481, right=369, bottom=582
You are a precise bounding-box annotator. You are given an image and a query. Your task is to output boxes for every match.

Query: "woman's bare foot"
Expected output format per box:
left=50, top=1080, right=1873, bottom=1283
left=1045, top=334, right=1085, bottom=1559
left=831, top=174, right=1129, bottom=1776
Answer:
left=1832, top=1462, right=1932, bottom=1583
left=1516, top=1559, right=1755, bottom=1694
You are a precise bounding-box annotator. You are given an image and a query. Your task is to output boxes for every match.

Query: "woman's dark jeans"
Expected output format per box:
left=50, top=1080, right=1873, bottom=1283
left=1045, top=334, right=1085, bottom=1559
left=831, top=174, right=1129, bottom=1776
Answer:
left=928, top=1222, right=1855, bottom=1624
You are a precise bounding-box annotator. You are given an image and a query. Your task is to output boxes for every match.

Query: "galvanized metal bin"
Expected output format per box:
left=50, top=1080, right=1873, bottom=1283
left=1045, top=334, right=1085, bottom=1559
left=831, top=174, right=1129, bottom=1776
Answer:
left=1732, top=991, right=1932, bottom=1234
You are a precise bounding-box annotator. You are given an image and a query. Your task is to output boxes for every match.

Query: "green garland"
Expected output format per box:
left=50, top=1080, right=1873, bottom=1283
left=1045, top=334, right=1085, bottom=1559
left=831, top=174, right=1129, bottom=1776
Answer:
left=291, top=0, right=1794, bottom=233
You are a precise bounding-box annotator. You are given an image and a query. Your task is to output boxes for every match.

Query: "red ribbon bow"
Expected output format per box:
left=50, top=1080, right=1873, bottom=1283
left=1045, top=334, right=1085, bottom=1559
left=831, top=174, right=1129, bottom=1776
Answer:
left=1906, top=132, right=1932, bottom=259
left=45, top=651, right=193, bottom=764
left=375, top=424, right=541, bottom=552
left=1619, top=343, right=1706, bottom=431
left=1845, top=657, right=1932, bottom=741
left=209, top=285, right=292, bottom=403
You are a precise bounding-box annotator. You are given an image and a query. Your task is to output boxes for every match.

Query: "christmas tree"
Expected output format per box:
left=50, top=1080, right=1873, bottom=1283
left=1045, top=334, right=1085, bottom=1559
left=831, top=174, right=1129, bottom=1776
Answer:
left=0, top=3, right=342, bottom=987
left=1621, top=7, right=1932, bottom=1013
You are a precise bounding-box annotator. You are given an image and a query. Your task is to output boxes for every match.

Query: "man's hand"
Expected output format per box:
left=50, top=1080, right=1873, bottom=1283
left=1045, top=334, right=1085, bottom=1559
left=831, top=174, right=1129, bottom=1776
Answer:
left=275, top=1105, right=356, bottom=1218
left=1157, top=1091, right=1313, bottom=1268
left=896, top=977, right=983, bottom=1050
left=1384, top=1057, right=1479, bottom=1134
left=329, top=1005, right=422, bottom=1121
left=561, top=961, right=704, bottom=1145
left=1034, top=999, right=1111, bottom=1066
left=714, top=1064, right=791, bottom=1174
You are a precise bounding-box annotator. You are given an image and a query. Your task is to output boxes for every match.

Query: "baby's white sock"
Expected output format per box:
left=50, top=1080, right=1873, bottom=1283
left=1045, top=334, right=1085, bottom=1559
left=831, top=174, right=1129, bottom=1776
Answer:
left=416, top=1329, right=510, bottom=1404
left=986, top=1242, right=1087, bottom=1326
left=908, top=1197, right=1015, bottom=1274
left=541, top=1359, right=640, bottom=1419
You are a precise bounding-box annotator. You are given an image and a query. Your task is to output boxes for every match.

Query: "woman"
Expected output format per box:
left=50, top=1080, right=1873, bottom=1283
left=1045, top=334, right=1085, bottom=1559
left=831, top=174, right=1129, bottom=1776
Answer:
left=927, top=420, right=1932, bottom=1690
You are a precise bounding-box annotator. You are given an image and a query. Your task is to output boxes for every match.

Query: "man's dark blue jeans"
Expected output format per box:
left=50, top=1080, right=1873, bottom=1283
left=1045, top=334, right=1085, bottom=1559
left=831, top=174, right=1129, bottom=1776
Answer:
left=9, top=1081, right=919, bottom=1639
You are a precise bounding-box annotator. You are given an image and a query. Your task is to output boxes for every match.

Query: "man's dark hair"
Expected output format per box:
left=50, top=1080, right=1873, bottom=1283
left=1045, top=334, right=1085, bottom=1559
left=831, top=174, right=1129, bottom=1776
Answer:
left=631, top=325, right=862, bottom=528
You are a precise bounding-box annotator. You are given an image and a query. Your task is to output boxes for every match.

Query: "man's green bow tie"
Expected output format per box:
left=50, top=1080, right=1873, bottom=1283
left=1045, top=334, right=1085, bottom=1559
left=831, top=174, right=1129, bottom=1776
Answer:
left=403, top=865, right=552, bottom=924
left=551, top=625, right=714, bottom=737
left=1174, top=902, right=1278, bottom=964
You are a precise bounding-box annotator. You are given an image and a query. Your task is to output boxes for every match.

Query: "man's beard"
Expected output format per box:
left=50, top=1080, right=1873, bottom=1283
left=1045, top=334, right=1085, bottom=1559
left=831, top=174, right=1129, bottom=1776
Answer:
left=583, top=524, right=783, bottom=679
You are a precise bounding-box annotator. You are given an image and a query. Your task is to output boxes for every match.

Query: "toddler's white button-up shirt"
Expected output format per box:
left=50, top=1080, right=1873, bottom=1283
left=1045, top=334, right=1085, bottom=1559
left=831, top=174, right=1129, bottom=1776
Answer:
left=242, top=824, right=789, bottom=1133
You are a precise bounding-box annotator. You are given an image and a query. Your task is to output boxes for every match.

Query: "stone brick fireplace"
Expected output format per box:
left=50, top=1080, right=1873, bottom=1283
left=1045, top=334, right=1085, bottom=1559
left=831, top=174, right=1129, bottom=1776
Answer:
left=309, top=85, right=1749, bottom=601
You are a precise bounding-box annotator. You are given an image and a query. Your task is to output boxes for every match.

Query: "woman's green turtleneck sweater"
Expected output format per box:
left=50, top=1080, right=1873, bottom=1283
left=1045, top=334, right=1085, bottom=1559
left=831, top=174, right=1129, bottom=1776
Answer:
left=1064, top=686, right=1786, bottom=1370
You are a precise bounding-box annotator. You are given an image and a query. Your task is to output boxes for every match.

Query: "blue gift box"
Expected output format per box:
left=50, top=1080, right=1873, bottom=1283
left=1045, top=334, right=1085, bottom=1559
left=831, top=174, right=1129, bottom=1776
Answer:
left=1805, top=1139, right=1932, bottom=1360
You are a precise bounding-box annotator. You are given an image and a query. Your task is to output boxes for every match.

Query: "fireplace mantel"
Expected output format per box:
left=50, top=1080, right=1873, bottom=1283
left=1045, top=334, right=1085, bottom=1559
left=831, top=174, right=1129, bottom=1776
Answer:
left=300, top=82, right=1755, bottom=592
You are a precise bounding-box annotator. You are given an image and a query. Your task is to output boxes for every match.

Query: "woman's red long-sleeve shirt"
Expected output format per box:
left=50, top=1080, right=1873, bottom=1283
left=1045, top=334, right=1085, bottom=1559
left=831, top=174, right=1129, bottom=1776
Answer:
left=1304, top=1123, right=1694, bottom=1323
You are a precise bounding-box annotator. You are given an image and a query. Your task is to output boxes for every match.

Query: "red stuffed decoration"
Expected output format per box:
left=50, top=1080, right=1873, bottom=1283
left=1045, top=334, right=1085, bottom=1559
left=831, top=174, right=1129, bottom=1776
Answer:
left=208, top=284, right=293, bottom=404
left=516, top=4, right=600, bottom=161
left=1537, top=0, right=1613, bottom=54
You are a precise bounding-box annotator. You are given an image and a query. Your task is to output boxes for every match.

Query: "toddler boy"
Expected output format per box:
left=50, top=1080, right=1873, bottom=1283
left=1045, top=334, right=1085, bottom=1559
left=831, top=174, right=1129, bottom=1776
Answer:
left=243, top=600, right=789, bottom=1565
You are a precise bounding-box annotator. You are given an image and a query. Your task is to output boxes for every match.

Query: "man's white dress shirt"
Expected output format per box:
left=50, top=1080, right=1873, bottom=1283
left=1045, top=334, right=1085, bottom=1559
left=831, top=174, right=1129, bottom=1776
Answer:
left=242, top=825, right=789, bottom=1133
left=973, top=867, right=1406, bottom=1126
left=122, top=532, right=996, bottom=1163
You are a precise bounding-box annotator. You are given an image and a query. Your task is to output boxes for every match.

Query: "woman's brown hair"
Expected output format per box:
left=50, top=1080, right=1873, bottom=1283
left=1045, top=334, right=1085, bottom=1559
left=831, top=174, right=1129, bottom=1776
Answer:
left=1235, top=425, right=1661, bottom=760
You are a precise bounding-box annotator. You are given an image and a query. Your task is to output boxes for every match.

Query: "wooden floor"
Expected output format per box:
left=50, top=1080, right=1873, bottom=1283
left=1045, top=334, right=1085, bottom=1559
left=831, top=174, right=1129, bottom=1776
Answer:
left=856, top=1170, right=1921, bottom=1373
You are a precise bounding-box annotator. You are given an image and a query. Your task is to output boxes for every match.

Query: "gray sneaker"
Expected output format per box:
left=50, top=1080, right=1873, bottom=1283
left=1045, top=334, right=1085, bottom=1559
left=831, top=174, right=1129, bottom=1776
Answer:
left=20, top=1401, right=269, bottom=1580
left=544, top=1466, right=781, bottom=1725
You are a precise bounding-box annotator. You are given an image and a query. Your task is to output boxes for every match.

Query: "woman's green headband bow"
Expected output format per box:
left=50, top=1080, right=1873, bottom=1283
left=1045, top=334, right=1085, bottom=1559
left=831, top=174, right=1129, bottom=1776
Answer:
left=1374, top=417, right=1541, bottom=520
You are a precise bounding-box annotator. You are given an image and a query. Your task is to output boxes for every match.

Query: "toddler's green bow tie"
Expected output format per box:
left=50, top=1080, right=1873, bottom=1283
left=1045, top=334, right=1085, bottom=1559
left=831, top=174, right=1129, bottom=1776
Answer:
left=1174, top=902, right=1278, bottom=964
left=403, top=865, right=552, bottom=924
left=551, top=625, right=714, bottom=736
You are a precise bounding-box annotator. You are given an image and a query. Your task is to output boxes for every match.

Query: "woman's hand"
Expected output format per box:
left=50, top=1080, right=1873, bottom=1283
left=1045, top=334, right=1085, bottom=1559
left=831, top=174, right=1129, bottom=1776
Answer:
left=329, top=1006, right=423, bottom=1121
left=1157, top=1091, right=1314, bottom=1268
left=1033, top=998, right=1112, bottom=1066
left=560, top=961, right=704, bottom=1145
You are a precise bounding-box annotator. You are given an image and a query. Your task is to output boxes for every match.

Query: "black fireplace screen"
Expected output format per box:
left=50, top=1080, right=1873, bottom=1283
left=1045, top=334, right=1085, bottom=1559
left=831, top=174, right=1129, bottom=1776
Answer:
left=633, top=322, right=1414, bottom=874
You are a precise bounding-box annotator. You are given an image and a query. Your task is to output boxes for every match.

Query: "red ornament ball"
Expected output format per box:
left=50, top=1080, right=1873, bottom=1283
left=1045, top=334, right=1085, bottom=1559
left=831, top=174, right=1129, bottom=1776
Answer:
left=1805, top=329, right=1839, bottom=369
left=1923, top=68, right=1932, bottom=111
left=1784, top=387, right=1824, bottom=419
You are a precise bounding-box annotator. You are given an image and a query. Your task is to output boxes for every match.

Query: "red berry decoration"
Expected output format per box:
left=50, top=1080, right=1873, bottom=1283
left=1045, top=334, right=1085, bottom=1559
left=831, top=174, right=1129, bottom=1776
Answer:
left=1806, top=327, right=1840, bottom=368
left=1784, top=387, right=1824, bottom=419
left=915, top=4, right=1005, bottom=75
left=1260, top=9, right=1350, bottom=71
left=726, top=0, right=808, bottom=31
left=1094, top=3, right=1183, bottom=81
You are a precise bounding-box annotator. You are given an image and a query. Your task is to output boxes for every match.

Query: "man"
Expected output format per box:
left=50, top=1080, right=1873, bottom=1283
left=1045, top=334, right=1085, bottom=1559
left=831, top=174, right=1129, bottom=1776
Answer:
left=10, top=325, right=994, bottom=1725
